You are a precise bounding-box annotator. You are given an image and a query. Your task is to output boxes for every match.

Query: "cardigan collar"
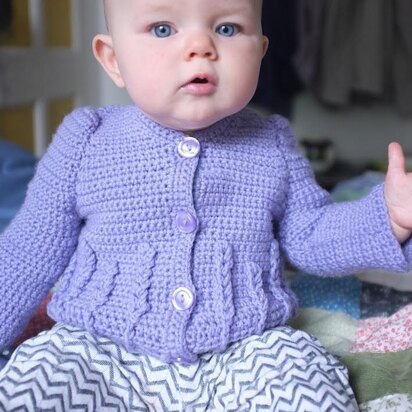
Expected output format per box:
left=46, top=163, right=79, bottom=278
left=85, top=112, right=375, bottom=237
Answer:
left=120, top=104, right=240, bottom=143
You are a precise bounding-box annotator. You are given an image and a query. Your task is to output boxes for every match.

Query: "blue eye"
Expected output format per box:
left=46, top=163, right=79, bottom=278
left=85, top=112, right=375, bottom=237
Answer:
left=152, top=24, right=174, bottom=38
left=216, top=24, right=239, bottom=37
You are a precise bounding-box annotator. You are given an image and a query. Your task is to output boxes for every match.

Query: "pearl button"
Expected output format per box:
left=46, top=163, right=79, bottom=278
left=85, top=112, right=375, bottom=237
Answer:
left=178, top=137, right=200, bottom=158
left=172, top=287, right=195, bottom=311
left=176, top=211, right=198, bottom=233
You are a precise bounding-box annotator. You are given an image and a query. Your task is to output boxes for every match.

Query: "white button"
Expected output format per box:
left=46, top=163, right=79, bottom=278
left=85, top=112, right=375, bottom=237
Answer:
left=178, top=137, right=200, bottom=158
left=172, top=287, right=195, bottom=311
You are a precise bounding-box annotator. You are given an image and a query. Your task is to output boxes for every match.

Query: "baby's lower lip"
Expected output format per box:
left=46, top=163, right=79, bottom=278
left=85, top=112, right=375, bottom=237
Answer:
left=182, top=82, right=216, bottom=95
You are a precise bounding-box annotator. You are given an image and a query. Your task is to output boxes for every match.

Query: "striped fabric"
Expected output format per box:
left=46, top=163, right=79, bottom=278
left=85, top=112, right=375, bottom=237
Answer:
left=0, top=324, right=358, bottom=411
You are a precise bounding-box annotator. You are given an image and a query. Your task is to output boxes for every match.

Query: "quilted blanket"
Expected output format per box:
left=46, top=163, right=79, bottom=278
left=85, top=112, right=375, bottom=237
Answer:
left=290, top=172, right=412, bottom=411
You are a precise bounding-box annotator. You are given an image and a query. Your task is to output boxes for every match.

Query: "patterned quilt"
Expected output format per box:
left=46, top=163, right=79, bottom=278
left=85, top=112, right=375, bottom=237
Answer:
left=289, top=172, right=412, bottom=411
left=290, top=271, right=412, bottom=411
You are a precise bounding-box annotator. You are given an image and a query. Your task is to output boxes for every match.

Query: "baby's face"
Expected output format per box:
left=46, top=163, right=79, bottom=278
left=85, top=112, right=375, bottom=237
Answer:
left=96, top=0, right=268, bottom=131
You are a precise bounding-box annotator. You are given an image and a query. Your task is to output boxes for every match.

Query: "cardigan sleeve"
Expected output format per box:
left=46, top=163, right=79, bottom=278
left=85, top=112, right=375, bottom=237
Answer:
left=273, top=116, right=411, bottom=276
left=0, top=107, right=100, bottom=350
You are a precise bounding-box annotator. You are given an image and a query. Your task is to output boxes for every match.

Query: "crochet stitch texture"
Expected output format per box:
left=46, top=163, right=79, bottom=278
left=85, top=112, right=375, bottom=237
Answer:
left=0, top=105, right=410, bottom=362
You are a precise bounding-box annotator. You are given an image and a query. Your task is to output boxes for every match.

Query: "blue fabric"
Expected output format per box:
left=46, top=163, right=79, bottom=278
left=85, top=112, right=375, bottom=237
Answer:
left=291, top=272, right=362, bottom=319
left=361, top=282, right=412, bottom=318
left=0, top=140, right=37, bottom=233
left=331, top=171, right=384, bottom=202
left=0, top=357, right=7, bottom=370
left=0, top=350, right=11, bottom=371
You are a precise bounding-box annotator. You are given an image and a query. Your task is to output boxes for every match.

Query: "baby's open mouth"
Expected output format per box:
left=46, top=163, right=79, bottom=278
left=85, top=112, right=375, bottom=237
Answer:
left=182, top=75, right=216, bottom=95
left=191, top=78, right=208, bottom=84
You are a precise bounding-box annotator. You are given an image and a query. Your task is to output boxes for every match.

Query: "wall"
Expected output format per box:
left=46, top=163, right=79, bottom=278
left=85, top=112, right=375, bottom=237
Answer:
left=72, top=0, right=130, bottom=107
left=76, top=0, right=110, bottom=107
left=292, top=93, right=412, bottom=166
left=79, top=0, right=130, bottom=107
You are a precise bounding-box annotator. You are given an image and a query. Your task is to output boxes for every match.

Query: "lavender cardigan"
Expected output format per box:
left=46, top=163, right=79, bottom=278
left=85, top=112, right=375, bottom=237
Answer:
left=0, top=106, right=410, bottom=363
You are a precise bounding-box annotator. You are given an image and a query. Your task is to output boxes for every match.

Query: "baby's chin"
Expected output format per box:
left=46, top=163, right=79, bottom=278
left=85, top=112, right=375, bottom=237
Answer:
left=148, top=109, right=240, bottom=132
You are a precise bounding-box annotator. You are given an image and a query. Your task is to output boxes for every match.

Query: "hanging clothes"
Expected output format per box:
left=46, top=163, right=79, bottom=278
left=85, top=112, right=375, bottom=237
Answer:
left=293, top=0, right=412, bottom=116
left=293, top=0, right=326, bottom=93
left=393, top=0, right=412, bottom=115
left=318, top=0, right=388, bottom=106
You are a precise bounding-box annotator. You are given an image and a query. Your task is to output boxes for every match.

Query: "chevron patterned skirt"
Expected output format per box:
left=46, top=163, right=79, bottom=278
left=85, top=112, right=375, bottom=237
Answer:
left=0, top=323, right=358, bottom=411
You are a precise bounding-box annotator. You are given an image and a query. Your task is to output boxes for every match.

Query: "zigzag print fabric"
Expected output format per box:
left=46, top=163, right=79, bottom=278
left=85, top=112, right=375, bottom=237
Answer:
left=0, top=324, right=358, bottom=411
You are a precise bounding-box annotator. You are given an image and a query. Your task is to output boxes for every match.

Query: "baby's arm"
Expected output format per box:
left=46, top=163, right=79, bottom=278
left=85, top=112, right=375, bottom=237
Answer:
left=0, top=107, right=99, bottom=350
left=384, top=142, right=412, bottom=244
left=275, top=118, right=410, bottom=276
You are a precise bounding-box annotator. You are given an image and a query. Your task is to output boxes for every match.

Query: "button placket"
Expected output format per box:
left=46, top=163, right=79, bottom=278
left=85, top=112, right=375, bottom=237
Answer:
left=175, top=135, right=200, bottom=236
left=170, top=136, right=199, bottom=355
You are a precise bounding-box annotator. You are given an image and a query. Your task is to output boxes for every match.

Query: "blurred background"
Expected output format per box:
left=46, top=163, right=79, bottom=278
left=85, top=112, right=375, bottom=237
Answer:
left=1, top=0, right=412, bottom=189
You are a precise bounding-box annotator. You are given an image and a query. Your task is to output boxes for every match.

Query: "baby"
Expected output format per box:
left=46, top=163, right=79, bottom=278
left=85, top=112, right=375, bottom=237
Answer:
left=0, top=0, right=411, bottom=410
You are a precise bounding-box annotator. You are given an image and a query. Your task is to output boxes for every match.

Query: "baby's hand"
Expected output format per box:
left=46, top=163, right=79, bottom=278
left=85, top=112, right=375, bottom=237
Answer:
left=384, top=142, right=412, bottom=243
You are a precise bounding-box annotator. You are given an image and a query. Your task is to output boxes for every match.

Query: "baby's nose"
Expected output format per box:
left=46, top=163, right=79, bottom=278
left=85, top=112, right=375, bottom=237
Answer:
left=184, top=32, right=217, bottom=61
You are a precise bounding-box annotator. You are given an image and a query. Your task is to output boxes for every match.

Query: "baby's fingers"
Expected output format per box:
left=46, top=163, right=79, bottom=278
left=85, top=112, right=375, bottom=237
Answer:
left=387, top=142, right=406, bottom=177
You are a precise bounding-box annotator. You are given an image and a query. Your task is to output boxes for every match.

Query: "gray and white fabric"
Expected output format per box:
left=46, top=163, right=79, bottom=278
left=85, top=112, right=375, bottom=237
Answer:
left=0, top=323, right=358, bottom=411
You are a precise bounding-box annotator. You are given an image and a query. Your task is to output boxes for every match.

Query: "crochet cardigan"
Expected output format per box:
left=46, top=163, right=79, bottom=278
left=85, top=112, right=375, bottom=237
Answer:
left=0, top=105, right=411, bottom=363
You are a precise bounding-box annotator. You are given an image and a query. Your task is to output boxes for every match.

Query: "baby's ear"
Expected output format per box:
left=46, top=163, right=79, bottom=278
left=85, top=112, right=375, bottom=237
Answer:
left=262, top=35, right=269, bottom=58
left=92, top=34, right=125, bottom=88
